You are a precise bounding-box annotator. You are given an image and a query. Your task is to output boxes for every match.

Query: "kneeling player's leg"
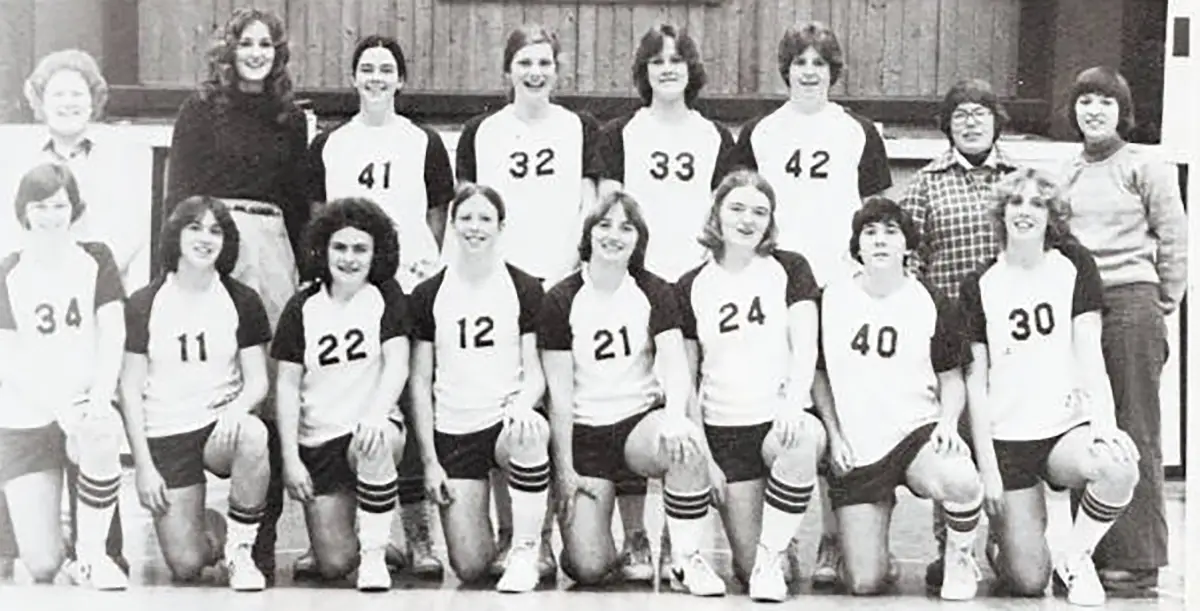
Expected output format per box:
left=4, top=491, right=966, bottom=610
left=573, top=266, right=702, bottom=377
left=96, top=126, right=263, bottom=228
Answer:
left=558, top=476, right=618, bottom=586
left=394, top=404, right=442, bottom=579
left=905, top=436, right=983, bottom=600
left=300, top=435, right=370, bottom=582
left=345, top=421, right=405, bottom=590
left=1045, top=425, right=1138, bottom=605
left=205, top=414, right=271, bottom=589
left=834, top=499, right=892, bottom=596
left=705, top=422, right=769, bottom=584
left=437, top=472, right=493, bottom=583
left=2, top=424, right=68, bottom=584
left=625, top=410, right=723, bottom=596
left=494, top=416, right=552, bottom=592
left=5, top=470, right=66, bottom=583
left=147, top=424, right=223, bottom=583
left=993, top=484, right=1051, bottom=596
left=65, top=406, right=126, bottom=589
left=750, top=412, right=825, bottom=600
left=0, top=494, right=15, bottom=580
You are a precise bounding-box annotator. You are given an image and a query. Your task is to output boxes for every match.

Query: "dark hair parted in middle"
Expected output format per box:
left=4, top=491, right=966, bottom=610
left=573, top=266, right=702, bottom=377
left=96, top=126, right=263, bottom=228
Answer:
left=352, top=34, right=408, bottom=82
left=158, top=195, right=241, bottom=276
left=13, top=163, right=85, bottom=228
left=1065, top=66, right=1136, bottom=140
left=632, top=24, right=707, bottom=107
left=450, top=182, right=508, bottom=223
left=578, top=191, right=651, bottom=272
left=302, top=197, right=400, bottom=286
left=849, top=196, right=919, bottom=264
left=777, top=21, right=844, bottom=86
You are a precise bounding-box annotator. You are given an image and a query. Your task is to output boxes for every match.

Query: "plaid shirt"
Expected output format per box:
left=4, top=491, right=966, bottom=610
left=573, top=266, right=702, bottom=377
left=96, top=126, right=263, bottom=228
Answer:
left=900, top=146, right=1017, bottom=301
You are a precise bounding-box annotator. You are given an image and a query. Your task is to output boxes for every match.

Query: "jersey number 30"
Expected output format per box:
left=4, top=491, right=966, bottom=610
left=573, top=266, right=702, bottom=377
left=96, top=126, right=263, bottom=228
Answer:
left=1009, top=303, right=1055, bottom=340
left=34, top=298, right=83, bottom=334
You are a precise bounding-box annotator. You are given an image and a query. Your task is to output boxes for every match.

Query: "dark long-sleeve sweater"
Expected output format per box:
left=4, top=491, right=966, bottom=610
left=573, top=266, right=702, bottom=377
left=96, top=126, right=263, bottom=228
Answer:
left=166, top=89, right=310, bottom=257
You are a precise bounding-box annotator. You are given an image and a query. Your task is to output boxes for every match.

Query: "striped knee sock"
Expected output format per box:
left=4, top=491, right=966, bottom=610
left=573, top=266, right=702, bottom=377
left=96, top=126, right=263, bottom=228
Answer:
left=1072, top=484, right=1130, bottom=555
left=226, top=503, right=265, bottom=550
left=508, top=460, right=552, bottom=545
left=76, top=471, right=121, bottom=560
left=943, top=492, right=983, bottom=550
left=357, top=478, right=399, bottom=551
left=663, top=487, right=710, bottom=563
left=760, top=474, right=814, bottom=553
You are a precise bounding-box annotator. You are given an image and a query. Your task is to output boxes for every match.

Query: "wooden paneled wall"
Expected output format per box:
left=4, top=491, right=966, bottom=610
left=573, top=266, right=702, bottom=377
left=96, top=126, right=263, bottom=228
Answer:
left=128, top=0, right=1020, bottom=96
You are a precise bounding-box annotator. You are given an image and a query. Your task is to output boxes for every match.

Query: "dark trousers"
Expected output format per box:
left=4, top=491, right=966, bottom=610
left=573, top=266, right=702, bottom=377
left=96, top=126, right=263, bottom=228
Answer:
left=1091, top=283, right=1170, bottom=570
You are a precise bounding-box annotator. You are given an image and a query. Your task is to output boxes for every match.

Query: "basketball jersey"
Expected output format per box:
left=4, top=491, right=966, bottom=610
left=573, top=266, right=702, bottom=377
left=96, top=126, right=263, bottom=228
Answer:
left=125, top=273, right=272, bottom=437
left=677, top=250, right=820, bottom=426
left=594, top=109, right=735, bottom=281
left=959, top=241, right=1104, bottom=441
left=817, top=274, right=965, bottom=466
left=538, top=266, right=681, bottom=426
left=410, top=262, right=544, bottom=434
left=308, top=117, right=456, bottom=291
left=0, top=242, right=124, bottom=428
left=733, top=103, right=892, bottom=287
left=453, top=104, right=602, bottom=284
left=271, top=279, right=411, bottom=446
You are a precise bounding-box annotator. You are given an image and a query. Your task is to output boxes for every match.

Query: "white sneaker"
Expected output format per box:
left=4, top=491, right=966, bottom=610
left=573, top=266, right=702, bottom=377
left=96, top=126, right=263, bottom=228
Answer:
left=357, top=548, right=391, bottom=592
left=671, top=551, right=726, bottom=597
left=1056, top=552, right=1105, bottom=606
left=748, top=546, right=788, bottom=602
left=497, top=539, right=540, bottom=593
left=71, top=556, right=128, bottom=590
left=225, top=542, right=265, bottom=592
left=811, top=536, right=840, bottom=587
left=939, top=541, right=980, bottom=601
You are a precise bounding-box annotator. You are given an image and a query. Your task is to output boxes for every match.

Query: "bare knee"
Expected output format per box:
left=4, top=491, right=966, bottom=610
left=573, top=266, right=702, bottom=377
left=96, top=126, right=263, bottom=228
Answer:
left=843, top=567, right=887, bottom=596
left=562, top=553, right=611, bottom=586
left=23, top=550, right=64, bottom=584
left=167, top=551, right=211, bottom=582
left=938, top=462, right=982, bottom=504
left=1005, top=564, right=1050, bottom=597
left=352, top=437, right=398, bottom=481
left=504, top=422, right=550, bottom=465
left=771, top=441, right=820, bottom=481
left=1093, top=452, right=1139, bottom=497
left=318, top=550, right=358, bottom=580
left=450, top=554, right=491, bottom=584
left=235, top=416, right=269, bottom=460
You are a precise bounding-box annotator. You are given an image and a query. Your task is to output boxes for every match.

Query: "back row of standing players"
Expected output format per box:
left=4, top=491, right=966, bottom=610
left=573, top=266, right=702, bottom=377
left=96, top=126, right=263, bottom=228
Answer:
left=2, top=7, right=1179, bottom=609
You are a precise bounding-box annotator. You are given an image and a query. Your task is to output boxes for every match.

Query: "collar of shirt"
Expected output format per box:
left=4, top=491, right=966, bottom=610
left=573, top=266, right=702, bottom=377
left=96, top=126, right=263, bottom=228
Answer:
left=924, top=145, right=1016, bottom=174
left=42, top=135, right=95, bottom=162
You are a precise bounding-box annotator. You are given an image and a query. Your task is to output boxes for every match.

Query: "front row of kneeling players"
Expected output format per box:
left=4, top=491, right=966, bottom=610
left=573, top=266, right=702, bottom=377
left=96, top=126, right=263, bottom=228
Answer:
left=0, top=163, right=1138, bottom=606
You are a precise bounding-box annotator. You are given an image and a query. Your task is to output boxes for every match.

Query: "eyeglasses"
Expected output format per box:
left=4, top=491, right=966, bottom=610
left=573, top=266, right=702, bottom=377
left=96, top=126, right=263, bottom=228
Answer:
left=951, top=107, right=993, bottom=124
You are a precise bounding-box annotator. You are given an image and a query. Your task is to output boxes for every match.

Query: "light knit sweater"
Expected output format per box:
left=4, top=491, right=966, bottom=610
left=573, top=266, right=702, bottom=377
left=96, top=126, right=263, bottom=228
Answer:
left=1061, top=143, right=1188, bottom=311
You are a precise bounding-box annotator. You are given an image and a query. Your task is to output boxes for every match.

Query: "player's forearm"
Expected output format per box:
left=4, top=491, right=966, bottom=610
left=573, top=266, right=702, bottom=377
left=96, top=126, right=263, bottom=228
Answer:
left=275, top=366, right=305, bottom=464
left=118, top=355, right=154, bottom=468
left=810, top=371, right=844, bottom=440
left=511, top=368, right=547, bottom=415
left=408, top=377, right=440, bottom=467
left=785, top=304, right=818, bottom=408
left=935, top=368, right=967, bottom=426
left=369, top=340, right=410, bottom=420
left=91, top=316, right=126, bottom=406
left=964, top=357, right=999, bottom=472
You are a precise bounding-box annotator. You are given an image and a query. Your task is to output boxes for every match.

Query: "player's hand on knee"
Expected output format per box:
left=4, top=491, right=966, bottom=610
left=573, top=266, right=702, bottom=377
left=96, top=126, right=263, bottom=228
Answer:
left=771, top=414, right=812, bottom=450
left=556, top=468, right=596, bottom=526
left=423, top=462, right=454, bottom=507
left=981, top=468, right=1005, bottom=519
left=283, top=459, right=315, bottom=504
left=827, top=432, right=855, bottom=477
left=135, top=464, right=170, bottom=517
left=931, top=420, right=969, bottom=457
left=353, top=417, right=390, bottom=457
left=505, top=407, right=547, bottom=446
left=211, top=410, right=242, bottom=453
left=1090, top=424, right=1139, bottom=464
left=656, top=413, right=700, bottom=465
